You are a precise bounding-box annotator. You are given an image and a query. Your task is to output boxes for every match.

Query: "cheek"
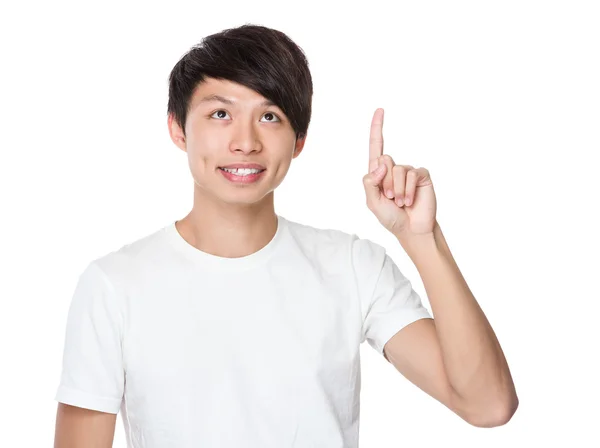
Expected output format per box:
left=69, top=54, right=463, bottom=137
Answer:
left=185, top=136, right=220, bottom=168
left=184, top=150, right=214, bottom=184
left=271, top=157, right=293, bottom=181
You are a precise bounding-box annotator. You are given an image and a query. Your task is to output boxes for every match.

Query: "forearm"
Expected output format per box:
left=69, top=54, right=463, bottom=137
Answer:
left=396, top=221, right=518, bottom=414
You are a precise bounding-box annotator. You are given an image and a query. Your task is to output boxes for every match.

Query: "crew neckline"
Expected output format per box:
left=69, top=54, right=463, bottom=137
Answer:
left=164, top=214, right=286, bottom=270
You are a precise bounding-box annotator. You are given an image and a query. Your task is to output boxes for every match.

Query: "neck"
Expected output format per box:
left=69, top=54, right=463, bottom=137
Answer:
left=175, top=190, right=278, bottom=259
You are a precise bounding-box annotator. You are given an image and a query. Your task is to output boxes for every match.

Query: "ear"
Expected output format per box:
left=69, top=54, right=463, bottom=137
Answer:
left=168, top=113, right=187, bottom=152
left=292, top=135, right=307, bottom=159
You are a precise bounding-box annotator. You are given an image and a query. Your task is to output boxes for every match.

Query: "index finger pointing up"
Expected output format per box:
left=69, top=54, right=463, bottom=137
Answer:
left=369, top=108, right=384, bottom=172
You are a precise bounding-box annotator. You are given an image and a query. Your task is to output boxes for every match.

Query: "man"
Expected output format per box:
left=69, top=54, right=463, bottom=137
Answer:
left=54, top=23, right=518, bottom=447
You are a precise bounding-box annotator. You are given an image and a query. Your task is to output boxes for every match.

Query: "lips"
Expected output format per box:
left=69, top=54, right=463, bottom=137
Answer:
left=219, top=167, right=267, bottom=184
left=219, top=163, right=266, bottom=170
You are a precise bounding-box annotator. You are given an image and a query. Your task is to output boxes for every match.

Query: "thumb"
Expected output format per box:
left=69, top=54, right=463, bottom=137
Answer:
left=363, top=162, right=387, bottom=203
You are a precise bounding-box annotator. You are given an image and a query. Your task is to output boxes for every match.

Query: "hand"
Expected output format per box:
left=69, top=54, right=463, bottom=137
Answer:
left=363, top=108, right=438, bottom=238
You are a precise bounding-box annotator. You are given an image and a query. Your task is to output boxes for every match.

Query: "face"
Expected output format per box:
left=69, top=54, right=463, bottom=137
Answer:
left=168, top=77, right=306, bottom=206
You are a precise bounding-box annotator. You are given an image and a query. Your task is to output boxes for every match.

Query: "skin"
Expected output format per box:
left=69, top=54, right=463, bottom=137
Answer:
left=363, top=108, right=518, bottom=427
left=54, top=403, right=117, bottom=447
left=54, top=79, right=308, bottom=446
left=167, top=77, right=307, bottom=258
left=54, top=91, right=517, bottom=445
left=364, top=108, right=437, bottom=237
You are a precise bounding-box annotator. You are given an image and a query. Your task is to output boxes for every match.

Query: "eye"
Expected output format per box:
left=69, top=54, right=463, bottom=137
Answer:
left=209, top=110, right=281, bottom=123
left=260, top=112, right=281, bottom=123
left=210, top=110, right=230, bottom=120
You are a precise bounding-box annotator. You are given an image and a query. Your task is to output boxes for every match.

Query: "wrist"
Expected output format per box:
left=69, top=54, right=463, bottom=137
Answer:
left=395, top=220, right=440, bottom=258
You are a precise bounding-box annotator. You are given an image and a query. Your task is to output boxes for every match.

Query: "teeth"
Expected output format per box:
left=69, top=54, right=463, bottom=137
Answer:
left=222, top=167, right=263, bottom=175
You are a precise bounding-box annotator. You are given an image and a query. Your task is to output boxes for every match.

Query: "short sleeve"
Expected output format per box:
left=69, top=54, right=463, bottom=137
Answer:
left=54, top=261, right=125, bottom=414
left=351, top=235, right=432, bottom=356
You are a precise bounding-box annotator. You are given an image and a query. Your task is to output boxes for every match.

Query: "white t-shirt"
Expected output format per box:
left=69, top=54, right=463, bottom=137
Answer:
left=55, top=214, right=432, bottom=447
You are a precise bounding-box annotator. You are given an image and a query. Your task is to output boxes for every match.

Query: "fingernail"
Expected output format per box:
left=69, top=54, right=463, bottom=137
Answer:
left=386, top=190, right=394, bottom=199
left=396, top=197, right=404, bottom=206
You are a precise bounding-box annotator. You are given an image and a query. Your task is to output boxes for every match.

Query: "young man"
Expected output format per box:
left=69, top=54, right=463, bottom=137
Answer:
left=54, top=24, right=518, bottom=447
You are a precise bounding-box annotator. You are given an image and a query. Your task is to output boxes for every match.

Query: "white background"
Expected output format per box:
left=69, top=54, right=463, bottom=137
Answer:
left=1, top=0, right=599, bottom=446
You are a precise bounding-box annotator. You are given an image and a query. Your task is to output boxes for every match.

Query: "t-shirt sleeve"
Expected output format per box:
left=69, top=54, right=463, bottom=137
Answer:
left=351, top=235, right=433, bottom=356
left=54, top=261, right=125, bottom=414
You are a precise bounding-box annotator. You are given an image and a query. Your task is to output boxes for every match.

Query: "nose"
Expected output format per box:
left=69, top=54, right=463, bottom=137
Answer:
left=230, top=119, right=263, bottom=154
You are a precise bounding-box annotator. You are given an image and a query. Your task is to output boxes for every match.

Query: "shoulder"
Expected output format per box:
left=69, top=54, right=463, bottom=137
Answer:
left=281, top=216, right=385, bottom=267
left=283, top=216, right=352, bottom=244
left=282, top=216, right=357, bottom=256
left=87, top=222, right=172, bottom=289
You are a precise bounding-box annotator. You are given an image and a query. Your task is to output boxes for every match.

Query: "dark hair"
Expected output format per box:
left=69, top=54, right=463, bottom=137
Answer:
left=167, top=24, right=313, bottom=141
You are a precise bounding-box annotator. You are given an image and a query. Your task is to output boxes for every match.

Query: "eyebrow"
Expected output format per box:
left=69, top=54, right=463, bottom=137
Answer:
left=197, top=94, right=277, bottom=109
